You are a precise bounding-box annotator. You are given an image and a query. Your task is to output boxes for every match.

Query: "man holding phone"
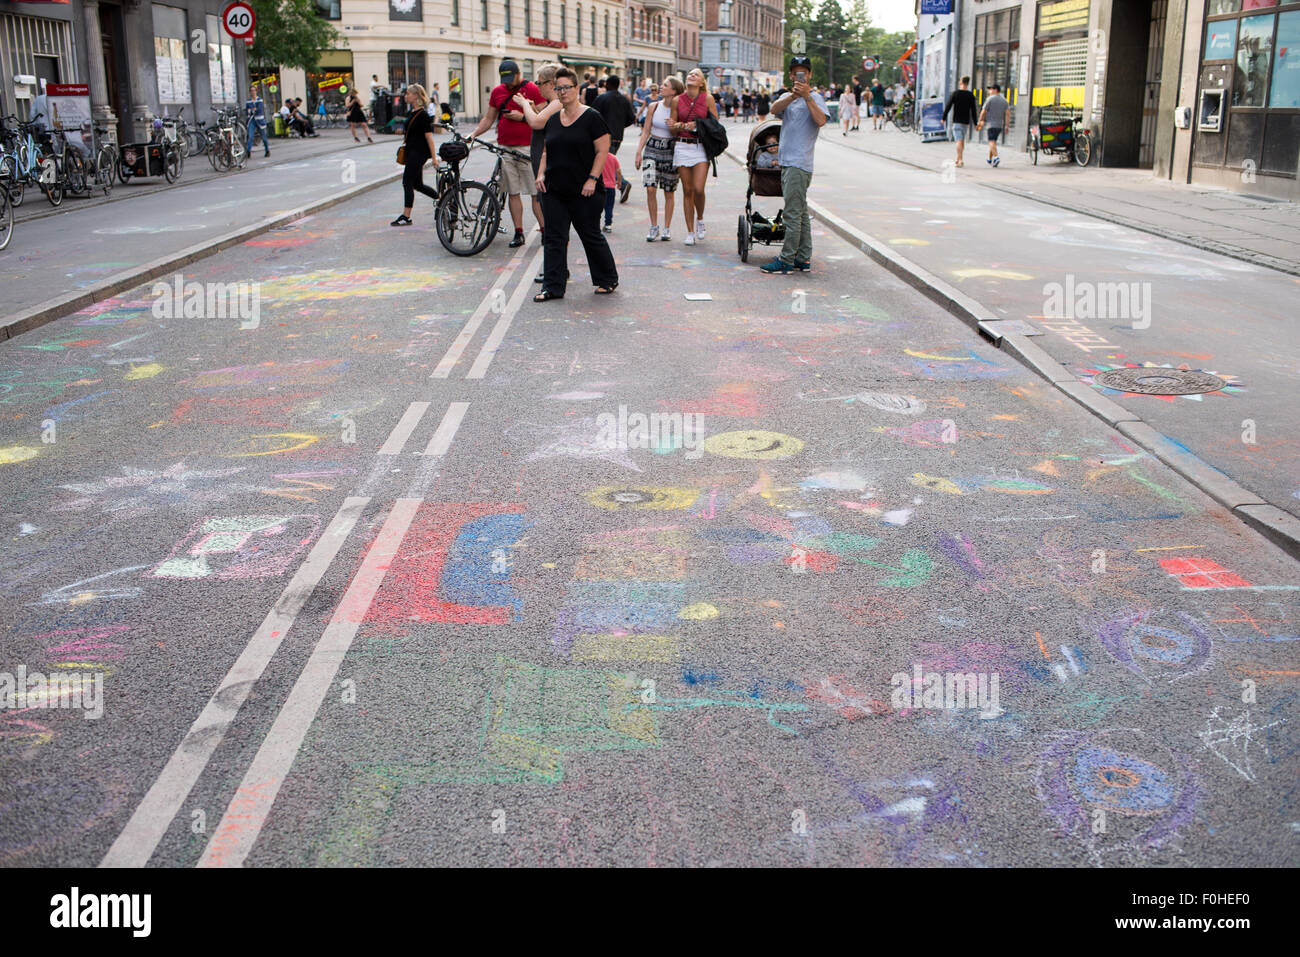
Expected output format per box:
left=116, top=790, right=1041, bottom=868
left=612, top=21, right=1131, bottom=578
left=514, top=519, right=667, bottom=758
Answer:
left=470, top=59, right=547, bottom=248
left=760, top=56, right=827, bottom=275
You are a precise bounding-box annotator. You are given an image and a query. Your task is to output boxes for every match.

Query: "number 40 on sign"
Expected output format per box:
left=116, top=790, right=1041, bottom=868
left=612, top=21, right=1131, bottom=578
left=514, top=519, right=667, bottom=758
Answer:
left=222, top=1, right=255, bottom=45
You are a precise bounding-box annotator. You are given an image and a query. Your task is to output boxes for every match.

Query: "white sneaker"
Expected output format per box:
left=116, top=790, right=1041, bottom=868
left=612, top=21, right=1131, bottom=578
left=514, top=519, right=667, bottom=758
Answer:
left=696, top=221, right=706, bottom=239
left=646, top=225, right=660, bottom=242
left=684, top=232, right=695, bottom=246
left=660, top=229, right=670, bottom=241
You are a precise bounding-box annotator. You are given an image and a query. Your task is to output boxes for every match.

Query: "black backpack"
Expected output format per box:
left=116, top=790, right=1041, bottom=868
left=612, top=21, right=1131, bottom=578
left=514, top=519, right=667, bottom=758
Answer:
left=695, top=115, right=728, bottom=161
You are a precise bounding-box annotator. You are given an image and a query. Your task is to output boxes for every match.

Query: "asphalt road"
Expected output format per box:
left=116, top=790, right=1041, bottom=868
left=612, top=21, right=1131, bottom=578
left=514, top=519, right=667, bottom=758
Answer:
left=1, top=149, right=1297, bottom=867
left=808, top=131, right=1300, bottom=521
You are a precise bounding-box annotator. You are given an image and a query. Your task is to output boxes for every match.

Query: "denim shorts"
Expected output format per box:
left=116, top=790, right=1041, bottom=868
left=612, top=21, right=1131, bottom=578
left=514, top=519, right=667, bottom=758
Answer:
left=951, top=122, right=970, bottom=141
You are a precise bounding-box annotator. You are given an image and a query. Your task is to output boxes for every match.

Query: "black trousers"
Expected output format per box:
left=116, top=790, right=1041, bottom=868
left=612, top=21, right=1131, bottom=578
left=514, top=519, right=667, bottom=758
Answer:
left=541, top=188, right=618, bottom=295
left=403, top=154, right=438, bottom=208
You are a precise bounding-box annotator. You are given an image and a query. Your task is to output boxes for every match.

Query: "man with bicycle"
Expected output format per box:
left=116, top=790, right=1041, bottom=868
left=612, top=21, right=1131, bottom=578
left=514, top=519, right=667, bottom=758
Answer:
left=246, top=85, right=270, bottom=158
left=468, top=59, right=546, bottom=249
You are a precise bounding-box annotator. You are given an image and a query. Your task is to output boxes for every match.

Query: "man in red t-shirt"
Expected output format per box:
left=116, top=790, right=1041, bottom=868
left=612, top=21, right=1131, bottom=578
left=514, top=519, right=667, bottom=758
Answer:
left=469, top=59, right=547, bottom=247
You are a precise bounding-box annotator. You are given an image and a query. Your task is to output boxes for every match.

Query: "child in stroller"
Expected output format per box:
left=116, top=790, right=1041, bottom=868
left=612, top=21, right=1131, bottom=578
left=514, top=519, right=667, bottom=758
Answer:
left=737, top=120, right=785, bottom=261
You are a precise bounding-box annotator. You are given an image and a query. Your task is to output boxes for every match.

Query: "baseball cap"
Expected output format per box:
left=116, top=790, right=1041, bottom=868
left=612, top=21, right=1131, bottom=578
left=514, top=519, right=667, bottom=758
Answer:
left=499, top=60, right=521, bottom=80
left=789, top=56, right=812, bottom=72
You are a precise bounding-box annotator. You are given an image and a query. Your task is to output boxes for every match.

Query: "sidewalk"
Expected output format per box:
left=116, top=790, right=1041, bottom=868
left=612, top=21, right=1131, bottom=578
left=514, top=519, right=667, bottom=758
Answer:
left=12, top=127, right=392, bottom=225
left=794, top=120, right=1300, bottom=276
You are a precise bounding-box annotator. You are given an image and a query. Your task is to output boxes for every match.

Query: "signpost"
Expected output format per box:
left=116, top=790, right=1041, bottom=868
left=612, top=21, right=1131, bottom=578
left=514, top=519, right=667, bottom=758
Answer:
left=221, top=1, right=255, bottom=46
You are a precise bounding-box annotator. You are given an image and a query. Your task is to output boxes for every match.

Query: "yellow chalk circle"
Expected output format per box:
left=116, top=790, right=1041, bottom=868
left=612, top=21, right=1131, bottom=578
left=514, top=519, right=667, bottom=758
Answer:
left=583, top=486, right=699, bottom=510
left=678, top=602, right=720, bottom=620
left=909, top=472, right=963, bottom=495
left=0, top=445, right=41, bottom=465
left=703, top=430, right=804, bottom=460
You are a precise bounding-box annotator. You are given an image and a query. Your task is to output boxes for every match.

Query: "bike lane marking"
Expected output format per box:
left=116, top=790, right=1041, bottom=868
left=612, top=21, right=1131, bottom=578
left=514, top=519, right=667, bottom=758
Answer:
left=378, top=401, right=431, bottom=454
left=431, top=237, right=534, bottom=378
left=422, top=401, right=470, bottom=457
left=197, top=496, right=423, bottom=868
left=466, top=245, right=545, bottom=380
left=99, top=495, right=370, bottom=868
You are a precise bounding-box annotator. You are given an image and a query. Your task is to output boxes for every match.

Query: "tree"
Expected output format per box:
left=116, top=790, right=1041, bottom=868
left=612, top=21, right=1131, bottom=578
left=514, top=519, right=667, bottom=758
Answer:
left=246, top=0, right=339, bottom=72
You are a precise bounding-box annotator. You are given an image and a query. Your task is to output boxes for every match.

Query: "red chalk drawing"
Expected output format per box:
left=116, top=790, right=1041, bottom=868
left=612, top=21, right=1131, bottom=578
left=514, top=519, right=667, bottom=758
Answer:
left=1159, top=558, right=1251, bottom=589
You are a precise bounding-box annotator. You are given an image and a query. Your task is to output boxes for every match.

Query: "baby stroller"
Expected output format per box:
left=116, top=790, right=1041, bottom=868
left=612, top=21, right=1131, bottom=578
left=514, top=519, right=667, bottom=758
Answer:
left=737, top=119, right=785, bottom=263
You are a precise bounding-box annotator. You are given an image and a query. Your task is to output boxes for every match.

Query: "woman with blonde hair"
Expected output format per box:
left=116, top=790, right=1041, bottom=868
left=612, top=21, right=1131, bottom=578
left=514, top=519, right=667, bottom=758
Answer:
left=392, top=83, right=439, bottom=226
left=633, top=75, right=683, bottom=242
left=516, top=63, right=564, bottom=282
left=668, top=68, right=717, bottom=246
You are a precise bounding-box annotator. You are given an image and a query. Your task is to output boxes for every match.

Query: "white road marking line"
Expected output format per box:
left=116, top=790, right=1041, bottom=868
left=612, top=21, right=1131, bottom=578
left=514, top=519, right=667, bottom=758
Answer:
left=377, top=401, right=430, bottom=454
left=431, top=239, right=532, bottom=378
left=99, top=496, right=370, bottom=869
left=466, top=245, right=545, bottom=380
left=197, top=497, right=422, bottom=869
left=422, top=401, right=469, bottom=457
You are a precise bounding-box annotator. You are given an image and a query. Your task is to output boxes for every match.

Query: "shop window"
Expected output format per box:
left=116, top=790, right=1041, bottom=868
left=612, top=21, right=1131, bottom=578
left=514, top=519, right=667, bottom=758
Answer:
left=1205, top=19, right=1238, bottom=59
left=206, top=13, right=236, bottom=104
left=1207, top=0, right=1241, bottom=12
left=1226, top=108, right=1264, bottom=165
left=449, top=54, right=464, bottom=112
left=1242, top=0, right=1274, bottom=8
left=1234, top=14, right=1274, bottom=106
left=152, top=4, right=190, bottom=105
left=1270, top=10, right=1300, bottom=106
left=1261, top=112, right=1300, bottom=172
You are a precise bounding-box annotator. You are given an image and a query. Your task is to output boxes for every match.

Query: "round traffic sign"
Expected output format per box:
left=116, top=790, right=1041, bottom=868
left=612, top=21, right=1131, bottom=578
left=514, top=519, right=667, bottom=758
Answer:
left=862, top=57, right=878, bottom=71
left=222, top=1, right=256, bottom=39
left=713, top=66, right=725, bottom=78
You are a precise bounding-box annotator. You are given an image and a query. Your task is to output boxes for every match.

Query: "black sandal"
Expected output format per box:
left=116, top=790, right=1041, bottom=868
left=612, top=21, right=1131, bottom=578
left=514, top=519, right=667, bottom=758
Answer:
left=594, top=285, right=617, bottom=294
left=533, top=292, right=563, bottom=302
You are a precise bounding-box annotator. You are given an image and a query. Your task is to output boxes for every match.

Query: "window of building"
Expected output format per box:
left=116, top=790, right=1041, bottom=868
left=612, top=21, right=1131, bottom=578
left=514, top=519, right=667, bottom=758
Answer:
left=524, top=0, right=531, bottom=35
left=448, top=53, right=464, bottom=111
left=721, top=39, right=730, bottom=60
left=315, top=0, right=341, bottom=19
left=387, top=50, right=427, bottom=90
left=1205, top=18, right=1239, bottom=58
left=561, top=2, right=566, bottom=41
left=451, top=0, right=459, bottom=25
left=152, top=4, right=190, bottom=105
left=592, top=9, right=597, bottom=45
left=605, top=11, right=610, bottom=47
left=577, top=3, right=582, bottom=43
left=1235, top=13, right=1275, bottom=105
left=389, top=0, right=421, bottom=21
left=481, top=0, right=489, bottom=29
left=205, top=13, right=237, bottom=103
left=1272, top=10, right=1300, bottom=106
left=974, top=6, right=1021, bottom=126
left=544, top=0, right=550, bottom=38
left=505, top=0, right=512, bottom=33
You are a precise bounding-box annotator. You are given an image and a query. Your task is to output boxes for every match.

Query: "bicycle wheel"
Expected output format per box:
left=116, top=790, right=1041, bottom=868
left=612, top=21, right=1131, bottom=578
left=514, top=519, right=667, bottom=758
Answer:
left=163, top=144, right=182, bottom=182
left=0, top=187, right=12, bottom=252
left=176, top=133, right=191, bottom=159
left=230, top=137, right=247, bottom=170
left=96, top=148, right=114, bottom=195
left=66, top=151, right=88, bottom=195
left=0, top=155, right=22, bottom=208
left=436, top=180, right=502, bottom=256
left=1073, top=131, right=1092, bottom=167
left=40, top=158, right=63, bottom=207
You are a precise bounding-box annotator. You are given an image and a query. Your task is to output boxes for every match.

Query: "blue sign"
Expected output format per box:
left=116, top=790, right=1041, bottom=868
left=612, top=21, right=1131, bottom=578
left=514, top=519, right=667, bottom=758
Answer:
left=920, top=0, right=952, bottom=13
left=920, top=98, right=947, bottom=141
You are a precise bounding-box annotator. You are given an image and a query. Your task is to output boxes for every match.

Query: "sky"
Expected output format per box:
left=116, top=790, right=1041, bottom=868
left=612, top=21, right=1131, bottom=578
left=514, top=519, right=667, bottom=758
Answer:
left=866, top=0, right=918, bottom=32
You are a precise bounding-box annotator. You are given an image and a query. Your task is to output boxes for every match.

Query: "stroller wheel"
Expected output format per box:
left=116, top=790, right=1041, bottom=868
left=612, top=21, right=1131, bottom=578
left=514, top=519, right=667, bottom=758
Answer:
left=737, top=213, right=751, bottom=263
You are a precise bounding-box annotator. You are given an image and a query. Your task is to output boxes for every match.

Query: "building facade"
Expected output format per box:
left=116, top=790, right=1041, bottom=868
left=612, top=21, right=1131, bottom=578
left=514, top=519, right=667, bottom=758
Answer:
left=700, top=0, right=782, bottom=89
left=674, top=0, right=700, bottom=75
left=625, top=0, right=675, bottom=83
left=1, top=0, right=246, bottom=143
left=298, top=0, right=626, bottom=122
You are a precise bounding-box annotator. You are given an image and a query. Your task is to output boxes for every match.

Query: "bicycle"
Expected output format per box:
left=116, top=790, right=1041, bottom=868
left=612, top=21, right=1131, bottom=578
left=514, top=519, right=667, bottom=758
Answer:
left=207, top=108, right=246, bottom=172
left=1, top=113, right=55, bottom=208
left=0, top=176, right=12, bottom=251
left=1028, top=111, right=1092, bottom=167
left=89, top=126, right=115, bottom=195
left=433, top=125, right=519, bottom=256
left=149, top=118, right=184, bottom=180
left=42, top=127, right=91, bottom=202
left=885, top=97, right=915, bottom=133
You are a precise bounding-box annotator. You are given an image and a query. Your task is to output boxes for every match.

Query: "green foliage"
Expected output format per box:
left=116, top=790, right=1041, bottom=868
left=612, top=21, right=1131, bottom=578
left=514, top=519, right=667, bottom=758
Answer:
left=783, top=0, right=913, bottom=87
left=246, top=0, right=339, bottom=72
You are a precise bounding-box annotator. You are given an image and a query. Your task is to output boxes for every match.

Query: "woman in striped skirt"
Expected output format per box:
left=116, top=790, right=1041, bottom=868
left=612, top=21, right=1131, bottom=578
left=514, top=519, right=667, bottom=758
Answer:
left=633, top=76, right=684, bottom=243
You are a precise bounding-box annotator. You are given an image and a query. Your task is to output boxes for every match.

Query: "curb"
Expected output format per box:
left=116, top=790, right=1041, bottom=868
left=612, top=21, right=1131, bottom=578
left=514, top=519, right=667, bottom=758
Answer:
left=12, top=136, right=388, bottom=227
left=724, top=144, right=1300, bottom=561
left=813, top=131, right=1300, bottom=279
left=1, top=169, right=403, bottom=342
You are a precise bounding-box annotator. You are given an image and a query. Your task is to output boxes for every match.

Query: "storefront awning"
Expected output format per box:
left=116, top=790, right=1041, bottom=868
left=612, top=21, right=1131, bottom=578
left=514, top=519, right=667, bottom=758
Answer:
left=560, top=56, right=619, bottom=68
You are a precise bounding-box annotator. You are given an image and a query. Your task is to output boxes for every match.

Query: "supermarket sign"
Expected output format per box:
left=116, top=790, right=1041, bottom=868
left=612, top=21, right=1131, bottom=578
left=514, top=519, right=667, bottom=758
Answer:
left=46, top=83, right=91, bottom=130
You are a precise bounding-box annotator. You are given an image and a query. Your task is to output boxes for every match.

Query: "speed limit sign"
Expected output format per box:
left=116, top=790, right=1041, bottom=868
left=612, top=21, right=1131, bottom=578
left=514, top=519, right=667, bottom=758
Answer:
left=713, top=66, right=725, bottom=78
left=222, top=1, right=256, bottom=40
left=862, top=57, right=878, bottom=71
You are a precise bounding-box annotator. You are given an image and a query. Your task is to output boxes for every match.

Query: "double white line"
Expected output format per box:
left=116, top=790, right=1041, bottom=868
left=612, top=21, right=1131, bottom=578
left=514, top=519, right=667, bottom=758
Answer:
left=99, top=242, right=542, bottom=867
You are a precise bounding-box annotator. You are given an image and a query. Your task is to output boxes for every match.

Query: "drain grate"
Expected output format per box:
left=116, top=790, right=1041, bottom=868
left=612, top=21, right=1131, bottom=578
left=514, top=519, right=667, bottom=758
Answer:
left=1093, top=368, right=1227, bottom=395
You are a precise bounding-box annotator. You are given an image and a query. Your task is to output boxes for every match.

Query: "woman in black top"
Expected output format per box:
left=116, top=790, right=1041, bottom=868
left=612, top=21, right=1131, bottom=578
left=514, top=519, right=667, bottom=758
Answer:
left=346, top=90, right=373, bottom=144
left=392, top=84, right=439, bottom=226
left=533, top=67, right=618, bottom=301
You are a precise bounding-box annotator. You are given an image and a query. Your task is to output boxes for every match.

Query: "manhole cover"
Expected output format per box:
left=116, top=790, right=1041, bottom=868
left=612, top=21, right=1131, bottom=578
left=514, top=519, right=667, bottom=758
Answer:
left=1093, top=368, right=1227, bottom=395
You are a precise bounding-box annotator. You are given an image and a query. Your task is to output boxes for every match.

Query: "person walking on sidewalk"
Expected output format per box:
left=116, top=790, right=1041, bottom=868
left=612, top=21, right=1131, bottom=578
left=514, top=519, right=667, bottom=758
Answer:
left=838, top=86, right=857, bottom=136
left=469, top=59, right=547, bottom=248
left=533, top=68, right=619, bottom=301
left=634, top=76, right=683, bottom=242
left=977, top=84, right=1010, bottom=168
left=601, top=152, right=622, bottom=232
left=669, top=68, right=717, bottom=247
left=245, top=85, right=270, bottom=157
left=869, top=79, right=886, bottom=130
left=391, top=84, right=439, bottom=227
left=943, top=76, right=978, bottom=167
left=594, top=75, right=636, bottom=203
left=760, top=56, right=827, bottom=275
left=346, top=90, right=373, bottom=143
